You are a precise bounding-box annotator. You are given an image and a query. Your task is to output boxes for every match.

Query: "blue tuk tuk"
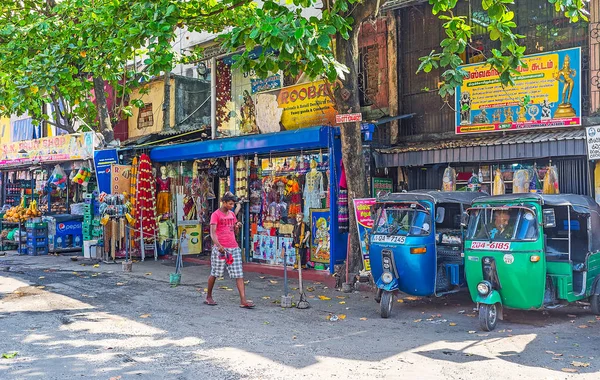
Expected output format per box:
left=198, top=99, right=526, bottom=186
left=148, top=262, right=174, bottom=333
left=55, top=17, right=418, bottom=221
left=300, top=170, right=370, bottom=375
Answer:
left=370, top=191, right=485, bottom=318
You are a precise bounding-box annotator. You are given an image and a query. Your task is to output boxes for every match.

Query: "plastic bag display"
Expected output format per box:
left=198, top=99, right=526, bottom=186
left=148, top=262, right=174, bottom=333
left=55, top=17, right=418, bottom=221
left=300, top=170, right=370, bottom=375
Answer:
left=529, top=164, right=542, bottom=193
left=543, top=166, right=560, bottom=194
left=513, top=169, right=530, bottom=193
left=72, top=167, right=92, bottom=187
left=442, top=166, right=456, bottom=192
left=493, top=169, right=505, bottom=195
left=48, top=164, right=68, bottom=189
left=467, top=172, right=481, bottom=192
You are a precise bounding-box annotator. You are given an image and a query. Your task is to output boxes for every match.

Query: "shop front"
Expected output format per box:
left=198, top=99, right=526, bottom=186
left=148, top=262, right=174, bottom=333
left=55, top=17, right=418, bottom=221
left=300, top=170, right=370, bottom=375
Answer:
left=0, top=132, right=98, bottom=255
left=376, top=129, right=590, bottom=196
left=150, top=126, right=348, bottom=274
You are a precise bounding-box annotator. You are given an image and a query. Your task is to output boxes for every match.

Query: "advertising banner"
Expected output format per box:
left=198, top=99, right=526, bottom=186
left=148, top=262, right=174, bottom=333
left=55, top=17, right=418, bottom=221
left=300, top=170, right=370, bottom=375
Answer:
left=111, top=164, right=132, bottom=195
left=353, top=198, right=376, bottom=272
left=177, top=223, right=202, bottom=255
left=0, top=132, right=95, bottom=165
left=93, top=149, right=119, bottom=194
left=455, top=47, right=581, bottom=134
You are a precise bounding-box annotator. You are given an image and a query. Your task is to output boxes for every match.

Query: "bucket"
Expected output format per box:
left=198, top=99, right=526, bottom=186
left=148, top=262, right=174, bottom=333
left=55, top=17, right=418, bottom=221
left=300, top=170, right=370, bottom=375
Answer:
left=122, top=260, right=132, bottom=272
left=169, top=273, right=181, bottom=286
left=281, top=295, right=293, bottom=308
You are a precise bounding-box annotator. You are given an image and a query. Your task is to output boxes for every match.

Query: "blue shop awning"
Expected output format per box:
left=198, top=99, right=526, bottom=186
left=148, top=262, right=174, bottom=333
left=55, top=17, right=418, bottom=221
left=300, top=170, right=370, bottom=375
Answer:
left=150, top=126, right=332, bottom=162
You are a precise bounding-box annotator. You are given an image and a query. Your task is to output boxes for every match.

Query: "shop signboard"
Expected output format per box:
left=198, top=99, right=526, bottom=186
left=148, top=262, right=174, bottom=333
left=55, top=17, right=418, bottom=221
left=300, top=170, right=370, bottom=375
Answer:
left=93, top=149, right=119, bottom=194
left=111, top=164, right=132, bottom=195
left=353, top=198, right=375, bottom=272
left=455, top=47, right=581, bottom=134
left=335, top=113, right=362, bottom=124
left=586, top=126, right=600, bottom=161
left=372, top=177, right=393, bottom=197
left=255, top=80, right=337, bottom=134
left=0, top=132, right=95, bottom=165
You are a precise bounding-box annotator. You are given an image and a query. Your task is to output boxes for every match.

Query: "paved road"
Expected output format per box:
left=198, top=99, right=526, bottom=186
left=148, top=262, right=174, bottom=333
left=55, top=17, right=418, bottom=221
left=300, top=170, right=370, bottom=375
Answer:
left=0, top=253, right=599, bottom=379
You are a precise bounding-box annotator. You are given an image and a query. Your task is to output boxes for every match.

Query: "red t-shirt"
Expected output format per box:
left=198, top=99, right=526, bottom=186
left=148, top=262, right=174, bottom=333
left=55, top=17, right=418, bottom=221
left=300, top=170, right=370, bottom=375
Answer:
left=210, top=209, right=238, bottom=248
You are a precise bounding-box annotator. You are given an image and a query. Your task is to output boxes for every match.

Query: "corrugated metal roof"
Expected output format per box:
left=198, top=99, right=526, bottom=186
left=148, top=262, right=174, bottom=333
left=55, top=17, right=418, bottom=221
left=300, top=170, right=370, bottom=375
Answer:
left=375, top=128, right=588, bottom=167
left=379, top=129, right=586, bottom=154
left=380, top=0, right=427, bottom=12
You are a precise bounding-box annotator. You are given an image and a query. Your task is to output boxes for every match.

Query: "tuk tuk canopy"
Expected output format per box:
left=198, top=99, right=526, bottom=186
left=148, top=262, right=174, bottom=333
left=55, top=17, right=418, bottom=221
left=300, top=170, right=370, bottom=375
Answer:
left=377, top=191, right=487, bottom=205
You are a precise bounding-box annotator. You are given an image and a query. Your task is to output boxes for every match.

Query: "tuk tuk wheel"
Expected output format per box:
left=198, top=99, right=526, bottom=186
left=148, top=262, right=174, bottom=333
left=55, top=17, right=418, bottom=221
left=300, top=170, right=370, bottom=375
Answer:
left=380, top=291, right=393, bottom=318
left=479, top=304, right=498, bottom=331
left=591, top=294, right=600, bottom=315
left=375, top=289, right=382, bottom=304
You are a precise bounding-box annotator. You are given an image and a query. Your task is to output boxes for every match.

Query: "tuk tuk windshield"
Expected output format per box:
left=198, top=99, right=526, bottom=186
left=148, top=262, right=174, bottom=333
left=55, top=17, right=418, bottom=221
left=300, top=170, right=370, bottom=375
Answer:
left=467, top=207, right=538, bottom=241
left=374, top=206, right=432, bottom=236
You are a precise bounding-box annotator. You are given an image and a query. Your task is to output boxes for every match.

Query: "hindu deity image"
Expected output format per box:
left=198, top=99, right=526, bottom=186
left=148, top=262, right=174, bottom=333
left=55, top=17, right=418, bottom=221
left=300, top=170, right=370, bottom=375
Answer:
left=553, top=54, right=577, bottom=118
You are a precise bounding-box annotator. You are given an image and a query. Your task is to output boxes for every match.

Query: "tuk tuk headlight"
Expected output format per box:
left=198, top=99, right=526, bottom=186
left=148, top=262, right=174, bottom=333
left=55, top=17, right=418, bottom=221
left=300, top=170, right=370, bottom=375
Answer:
left=381, top=272, right=393, bottom=284
left=477, top=281, right=492, bottom=296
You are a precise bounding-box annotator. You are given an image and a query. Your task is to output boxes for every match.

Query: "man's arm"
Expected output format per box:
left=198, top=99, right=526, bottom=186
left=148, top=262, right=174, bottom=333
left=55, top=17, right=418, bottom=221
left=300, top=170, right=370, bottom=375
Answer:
left=210, top=224, right=224, bottom=252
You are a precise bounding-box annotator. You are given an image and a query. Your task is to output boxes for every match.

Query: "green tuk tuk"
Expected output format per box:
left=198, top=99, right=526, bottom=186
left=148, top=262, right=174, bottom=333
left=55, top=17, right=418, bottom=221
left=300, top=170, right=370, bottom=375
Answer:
left=464, top=194, right=600, bottom=331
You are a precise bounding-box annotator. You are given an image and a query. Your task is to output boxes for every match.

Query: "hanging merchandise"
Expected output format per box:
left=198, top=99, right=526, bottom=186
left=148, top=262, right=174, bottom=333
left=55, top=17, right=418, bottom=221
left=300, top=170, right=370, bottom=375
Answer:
left=303, top=160, right=325, bottom=222
left=135, top=154, right=157, bottom=242
left=492, top=168, right=505, bottom=195
left=467, top=171, right=481, bottom=192
left=235, top=158, right=248, bottom=200
left=513, top=169, right=531, bottom=193
left=48, top=164, right=68, bottom=190
left=442, top=166, right=456, bottom=192
left=529, top=164, right=542, bottom=193
left=543, top=165, right=560, bottom=194
left=72, top=167, right=92, bottom=187
left=338, top=160, right=349, bottom=233
left=156, top=166, right=171, bottom=215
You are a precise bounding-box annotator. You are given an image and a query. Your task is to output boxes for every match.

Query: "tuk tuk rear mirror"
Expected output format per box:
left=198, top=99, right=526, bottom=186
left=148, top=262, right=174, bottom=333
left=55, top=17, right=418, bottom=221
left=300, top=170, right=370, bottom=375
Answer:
left=435, top=207, right=445, bottom=224
left=542, top=209, right=556, bottom=228
left=460, top=211, right=469, bottom=227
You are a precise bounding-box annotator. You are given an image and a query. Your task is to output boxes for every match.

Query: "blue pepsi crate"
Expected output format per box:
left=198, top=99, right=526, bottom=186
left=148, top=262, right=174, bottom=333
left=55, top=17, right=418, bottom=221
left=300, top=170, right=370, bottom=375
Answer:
left=27, top=229, right=48, bottom=238
left=28, top=246, right=48, bottom=256
left=27, top=237, right=48, bottom=248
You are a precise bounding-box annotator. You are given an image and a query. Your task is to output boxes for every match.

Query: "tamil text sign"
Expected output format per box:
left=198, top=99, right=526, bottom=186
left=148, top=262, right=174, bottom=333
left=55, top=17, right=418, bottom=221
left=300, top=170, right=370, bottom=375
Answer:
left=455, top=47, right=581, bottom=134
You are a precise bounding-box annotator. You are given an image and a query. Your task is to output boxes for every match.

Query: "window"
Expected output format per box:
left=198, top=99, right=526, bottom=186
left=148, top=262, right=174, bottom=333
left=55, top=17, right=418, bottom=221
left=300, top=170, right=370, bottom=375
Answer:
left=467, top=207, right=538, bottom=241
left=137, top=103, right=154, bottom=129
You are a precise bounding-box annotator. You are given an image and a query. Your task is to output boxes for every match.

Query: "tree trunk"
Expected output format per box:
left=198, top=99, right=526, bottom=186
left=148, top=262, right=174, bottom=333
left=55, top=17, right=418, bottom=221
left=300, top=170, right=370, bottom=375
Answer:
left=93, top=76, right=114, bottom=143
left=333, top=1, right=381, bottom=277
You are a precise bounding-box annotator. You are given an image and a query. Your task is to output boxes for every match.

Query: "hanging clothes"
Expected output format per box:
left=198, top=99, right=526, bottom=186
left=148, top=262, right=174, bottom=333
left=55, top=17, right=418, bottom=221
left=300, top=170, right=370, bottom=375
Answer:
left=303, top=167, right=324, bottom=221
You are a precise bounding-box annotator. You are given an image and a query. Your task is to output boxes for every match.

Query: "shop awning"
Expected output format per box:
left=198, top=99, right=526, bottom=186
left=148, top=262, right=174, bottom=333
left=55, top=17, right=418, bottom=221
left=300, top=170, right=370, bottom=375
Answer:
left=375, top=129, right=587, bottom=167
left=150, top=126, right=332, bottom=162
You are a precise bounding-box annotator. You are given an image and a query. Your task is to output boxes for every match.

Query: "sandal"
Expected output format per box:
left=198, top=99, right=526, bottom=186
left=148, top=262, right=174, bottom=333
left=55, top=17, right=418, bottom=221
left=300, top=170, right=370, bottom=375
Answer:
left=240, top=302, right=255, bottom=309
left=204, top=300, right=218, bottom=306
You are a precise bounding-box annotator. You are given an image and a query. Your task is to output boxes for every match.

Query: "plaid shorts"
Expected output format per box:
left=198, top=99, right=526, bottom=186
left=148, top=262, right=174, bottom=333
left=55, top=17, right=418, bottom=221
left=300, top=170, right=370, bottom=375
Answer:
left=211, top=246, right=244, bottom=279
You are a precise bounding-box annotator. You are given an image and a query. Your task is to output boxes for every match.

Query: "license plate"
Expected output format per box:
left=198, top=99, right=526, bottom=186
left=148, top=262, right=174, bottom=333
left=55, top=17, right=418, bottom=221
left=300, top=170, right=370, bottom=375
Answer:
left=372, top=235, right=406, bottom=244
left=470, top=241, right=511, bottom=251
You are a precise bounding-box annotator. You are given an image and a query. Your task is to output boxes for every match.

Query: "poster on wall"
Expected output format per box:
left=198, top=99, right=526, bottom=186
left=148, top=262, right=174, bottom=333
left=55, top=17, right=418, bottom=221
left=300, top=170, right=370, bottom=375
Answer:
left=353, top=198, right=376, bottom=272
left=455, top=47, right=581, bottom=134
left=277, top=237, right=296, bottom=266
left=310, top=208, right=331, bottom=264
left=111, top=164, right=132, bottom=195
left=177, top=223, right=202, bottom=255
left=586, top=126, right=600, bottom=161
left=372, top=178, right=393, bottom=197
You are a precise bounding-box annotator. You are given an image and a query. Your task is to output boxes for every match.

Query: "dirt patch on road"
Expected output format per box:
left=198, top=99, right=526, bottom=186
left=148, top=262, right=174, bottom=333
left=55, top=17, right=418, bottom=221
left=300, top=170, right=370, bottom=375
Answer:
left=1, top=286, right=45, bottom=301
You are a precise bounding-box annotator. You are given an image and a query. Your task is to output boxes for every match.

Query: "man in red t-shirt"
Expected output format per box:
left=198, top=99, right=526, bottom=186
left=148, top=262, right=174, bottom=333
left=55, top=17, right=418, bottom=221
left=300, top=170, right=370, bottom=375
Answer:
left=205, top=192, right=254, bottom=308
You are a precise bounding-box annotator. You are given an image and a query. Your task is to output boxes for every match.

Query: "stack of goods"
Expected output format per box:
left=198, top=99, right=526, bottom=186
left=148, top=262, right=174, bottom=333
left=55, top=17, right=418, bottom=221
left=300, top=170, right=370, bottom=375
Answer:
left=442, top=166, right=456, bottom=192
left=25, top=221, right=48, bottom=256
left=3, top=199, right=41, bottom=223
left=72, top=167, right=92, bottom=187
left=543, top=165, right=560, bottom=194
left=492, top=168, right=505, bottom=195
left=135, top=154, right=157, bottom=242
left=82, top=193, right=103, bottom=241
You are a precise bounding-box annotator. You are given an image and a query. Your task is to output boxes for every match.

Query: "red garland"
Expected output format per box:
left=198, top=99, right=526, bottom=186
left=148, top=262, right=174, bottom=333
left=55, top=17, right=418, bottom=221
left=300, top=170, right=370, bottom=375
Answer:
left=135, top=153, right=157, bottom=241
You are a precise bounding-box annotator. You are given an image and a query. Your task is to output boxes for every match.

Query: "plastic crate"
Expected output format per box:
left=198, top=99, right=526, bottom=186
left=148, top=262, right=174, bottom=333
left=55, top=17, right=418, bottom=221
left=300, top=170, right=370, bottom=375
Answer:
left=28, top=246, right=48, bottom=256
left=27, top=229, right=48, bottom=238
left=25, top=222, right=47, bottom=229
left=27, top=237, right=48, bottom=248
left=18, top=247, right=28, bottom=255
